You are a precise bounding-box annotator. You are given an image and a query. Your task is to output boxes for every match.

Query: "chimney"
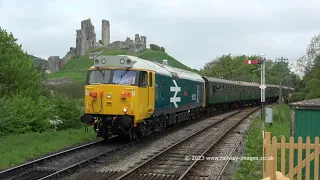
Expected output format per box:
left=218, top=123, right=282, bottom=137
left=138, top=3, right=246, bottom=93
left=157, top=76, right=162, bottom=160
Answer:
left=163, top=60, right=168, bottom=65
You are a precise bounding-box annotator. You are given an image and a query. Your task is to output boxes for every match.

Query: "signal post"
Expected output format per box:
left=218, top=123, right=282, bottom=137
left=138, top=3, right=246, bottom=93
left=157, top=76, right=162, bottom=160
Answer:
left=245, top=54, right=266, bottom=119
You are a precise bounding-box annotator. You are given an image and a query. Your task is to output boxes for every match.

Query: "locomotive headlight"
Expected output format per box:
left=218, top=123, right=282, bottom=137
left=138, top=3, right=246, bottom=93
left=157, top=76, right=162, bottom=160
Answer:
left=107, top=93, right=112, bottom=99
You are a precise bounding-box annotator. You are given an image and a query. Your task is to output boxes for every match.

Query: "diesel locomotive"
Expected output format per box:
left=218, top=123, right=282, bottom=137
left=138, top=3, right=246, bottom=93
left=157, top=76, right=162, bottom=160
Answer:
left=80, top=55, right=293, bottom=141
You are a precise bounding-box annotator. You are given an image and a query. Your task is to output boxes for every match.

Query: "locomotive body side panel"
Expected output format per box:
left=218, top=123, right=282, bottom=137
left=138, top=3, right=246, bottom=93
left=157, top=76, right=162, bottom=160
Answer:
left=154, top=72, right=204, bottom=116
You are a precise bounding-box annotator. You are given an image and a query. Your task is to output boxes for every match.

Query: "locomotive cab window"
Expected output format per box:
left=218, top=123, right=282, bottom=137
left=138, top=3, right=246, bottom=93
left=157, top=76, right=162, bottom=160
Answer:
left=139, top=71, right=148, bottom=87
left=112, top=70, right=137, bottom=85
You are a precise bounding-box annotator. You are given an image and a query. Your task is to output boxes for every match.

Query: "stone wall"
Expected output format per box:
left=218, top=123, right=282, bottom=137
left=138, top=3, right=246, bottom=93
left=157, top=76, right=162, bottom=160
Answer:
left=107, top=34, right=147, bottom=53
left=43, top=77, right=72, bottom=85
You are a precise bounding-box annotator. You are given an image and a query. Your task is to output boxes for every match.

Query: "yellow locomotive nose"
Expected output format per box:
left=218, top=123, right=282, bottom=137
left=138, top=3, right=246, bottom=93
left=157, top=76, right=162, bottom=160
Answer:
left=84, top=84, right=137, bottom=116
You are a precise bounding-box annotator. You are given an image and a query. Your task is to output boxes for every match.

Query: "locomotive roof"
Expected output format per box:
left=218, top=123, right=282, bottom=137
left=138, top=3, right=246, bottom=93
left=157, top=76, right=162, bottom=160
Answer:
left=90, top=55, right=204, bottom=82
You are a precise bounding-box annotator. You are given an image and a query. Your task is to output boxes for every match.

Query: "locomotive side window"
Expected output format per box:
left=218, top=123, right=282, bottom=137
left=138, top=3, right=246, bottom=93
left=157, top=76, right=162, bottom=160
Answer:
left=161, top=80, right=165, bottom=87
left=139, top=71, right=148, bottom=87
left=149, top=72, right=153, bottom=87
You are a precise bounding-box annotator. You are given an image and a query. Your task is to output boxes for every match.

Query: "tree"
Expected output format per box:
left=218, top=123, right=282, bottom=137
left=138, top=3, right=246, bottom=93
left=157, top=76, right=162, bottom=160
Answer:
left=296, top=55, right=313, bottom=76
left=290, top=33, right=320, bottom=101
left=307, top=33, right=320, bottom=60
left=0, top=27, right=42, bottom=100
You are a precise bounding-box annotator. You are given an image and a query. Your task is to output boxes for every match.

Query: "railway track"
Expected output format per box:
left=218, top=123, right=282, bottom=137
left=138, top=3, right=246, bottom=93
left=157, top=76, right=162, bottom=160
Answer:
left=0, top=139, right=128, bottom=180
left=113, top=107, right=259, bottom=180
left=0, top=106, right=259, bottom=180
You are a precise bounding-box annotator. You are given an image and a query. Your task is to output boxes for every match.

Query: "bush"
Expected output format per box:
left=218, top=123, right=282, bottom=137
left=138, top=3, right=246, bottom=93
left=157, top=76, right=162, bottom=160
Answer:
left=290, top=91, right=308, bottom=102
left=0, top=93, right=84, bottom=137
left=150, top=44, right=161, bottom=51
left=48, top=94, right=83, bottom=130
left=160, top=47, right=165, bottom=52
left=0, top=95, right=50, bottom=136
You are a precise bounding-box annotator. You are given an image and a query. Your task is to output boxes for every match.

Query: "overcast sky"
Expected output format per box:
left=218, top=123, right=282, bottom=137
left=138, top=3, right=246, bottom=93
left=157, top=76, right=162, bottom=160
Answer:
left=1, top=0, right=319, bottom=70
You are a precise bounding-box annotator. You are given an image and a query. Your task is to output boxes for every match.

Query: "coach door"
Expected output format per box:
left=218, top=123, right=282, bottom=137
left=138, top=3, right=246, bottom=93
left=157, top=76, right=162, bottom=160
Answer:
left=147, top=71, right=155, bottom=114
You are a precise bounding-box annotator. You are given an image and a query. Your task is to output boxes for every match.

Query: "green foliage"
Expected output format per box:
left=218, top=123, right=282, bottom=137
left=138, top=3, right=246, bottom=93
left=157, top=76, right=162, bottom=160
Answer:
left=290, top=91, right=308, bottom=102
left=138, top=51, right=193, bottom=71
left=199, top=54, right=298, bottom=88
left=291, top=33, right=320, bottom=101
left=90, top=47, right=106, bottom=53
left=160, top=47, right=165, bottom=52
left=98, top=40, right=103, bottom=45
left=48, top=94, right=83, bottom=129
left=0, top=93, right=83, bottom=136
left=150, top=44, right=161, bottom=51
left=0, top=95, right=49, bottom=136
left=0, top=27, right=85, bottom=139
left=0, top=27, right=42, bottom=100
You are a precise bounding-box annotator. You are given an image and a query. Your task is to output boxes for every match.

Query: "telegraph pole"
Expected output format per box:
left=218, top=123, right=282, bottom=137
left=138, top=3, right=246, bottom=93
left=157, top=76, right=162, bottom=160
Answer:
left=275, top=57, right=288, bottom=122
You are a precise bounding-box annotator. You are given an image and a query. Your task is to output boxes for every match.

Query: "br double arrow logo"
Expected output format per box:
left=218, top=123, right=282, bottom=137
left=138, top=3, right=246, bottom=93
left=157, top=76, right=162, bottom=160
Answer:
left=170, top=80, right=181, bottom=108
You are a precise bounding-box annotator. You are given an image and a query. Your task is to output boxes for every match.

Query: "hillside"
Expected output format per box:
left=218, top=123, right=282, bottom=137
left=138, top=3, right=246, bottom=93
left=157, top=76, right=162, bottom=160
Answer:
left=48, top=48, right=193, bottom=82
left=29, top=54, right=48, bottom=71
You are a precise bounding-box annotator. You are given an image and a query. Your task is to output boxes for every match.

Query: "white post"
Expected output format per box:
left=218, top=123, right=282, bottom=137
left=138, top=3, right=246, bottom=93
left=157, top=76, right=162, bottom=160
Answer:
left=260, top=54, right=266, bottom=119
left=263, top=56, right=265, bottom=103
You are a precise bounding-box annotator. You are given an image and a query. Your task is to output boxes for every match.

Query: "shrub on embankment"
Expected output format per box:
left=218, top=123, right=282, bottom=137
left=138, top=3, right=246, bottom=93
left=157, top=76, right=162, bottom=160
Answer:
left=0, top=27, right=84, bottom=137
left=0, top=93, right=83, bottom=137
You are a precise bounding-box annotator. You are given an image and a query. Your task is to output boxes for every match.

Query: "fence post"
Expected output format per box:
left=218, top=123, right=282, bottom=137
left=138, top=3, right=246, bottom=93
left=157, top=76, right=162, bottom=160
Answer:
left=263, top=131, right=266, bottom=178
left=315, top=137, right=319, bottom=180
left=272, top=136, right=278, bottom=178
left=289, top=136, right=294, bottom=180
left=265, top=132, right=274, bottom=179
left=298, top=137, right=303, bottom=180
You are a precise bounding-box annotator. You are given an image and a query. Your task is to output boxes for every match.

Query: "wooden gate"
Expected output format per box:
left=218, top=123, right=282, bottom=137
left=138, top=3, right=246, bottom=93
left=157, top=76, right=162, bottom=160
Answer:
left=263, top=131, right=320, bottom=180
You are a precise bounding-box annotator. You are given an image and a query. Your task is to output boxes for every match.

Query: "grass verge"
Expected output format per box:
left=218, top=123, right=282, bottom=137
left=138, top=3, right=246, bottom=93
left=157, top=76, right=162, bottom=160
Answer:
left=0, top=127, right=98, bottom=170
left=231, top=103, right=291, bottom=180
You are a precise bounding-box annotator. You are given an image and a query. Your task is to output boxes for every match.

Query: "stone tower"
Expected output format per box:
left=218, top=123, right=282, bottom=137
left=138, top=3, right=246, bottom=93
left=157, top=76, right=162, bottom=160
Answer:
left=101, top=19, right=110, bottom=47
left=75, top=19, right=96, bottom=57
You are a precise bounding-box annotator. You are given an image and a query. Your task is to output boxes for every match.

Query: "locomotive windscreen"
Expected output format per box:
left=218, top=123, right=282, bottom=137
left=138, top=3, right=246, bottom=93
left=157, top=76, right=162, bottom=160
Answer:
left=87, top=69, right=137, bottom=85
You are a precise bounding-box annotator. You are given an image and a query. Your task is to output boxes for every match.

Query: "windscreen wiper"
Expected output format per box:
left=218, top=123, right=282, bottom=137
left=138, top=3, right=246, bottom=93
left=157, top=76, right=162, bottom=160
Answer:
left=119, top=68, right=129, bottom=82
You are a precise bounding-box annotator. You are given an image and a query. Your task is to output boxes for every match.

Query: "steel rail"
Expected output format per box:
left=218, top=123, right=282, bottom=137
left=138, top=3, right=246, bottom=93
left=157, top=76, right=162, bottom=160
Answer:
left=0, top=139, right=104, bottom=179
left=36, top=109, right=242, bottom=180
left=115, top=110, right=244, bottom=180
left=178, top=107, right=259, bottom=180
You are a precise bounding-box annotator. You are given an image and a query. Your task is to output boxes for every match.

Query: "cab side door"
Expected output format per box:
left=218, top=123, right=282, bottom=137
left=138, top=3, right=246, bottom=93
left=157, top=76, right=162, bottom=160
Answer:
left=148, top=71, right=155, bottom=114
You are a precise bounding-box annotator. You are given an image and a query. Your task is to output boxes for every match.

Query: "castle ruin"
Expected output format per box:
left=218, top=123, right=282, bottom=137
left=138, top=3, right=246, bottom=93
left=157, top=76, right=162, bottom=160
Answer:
left=76, top=19, right=96, bottom=57
left=47, top=18, right=147, bottom=73
left=101, top=20, right=110, bottom=46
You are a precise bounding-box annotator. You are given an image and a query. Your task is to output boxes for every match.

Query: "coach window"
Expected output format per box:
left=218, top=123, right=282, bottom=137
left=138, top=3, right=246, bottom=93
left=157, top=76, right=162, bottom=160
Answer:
left=139, top=71, right=148, bottom=87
